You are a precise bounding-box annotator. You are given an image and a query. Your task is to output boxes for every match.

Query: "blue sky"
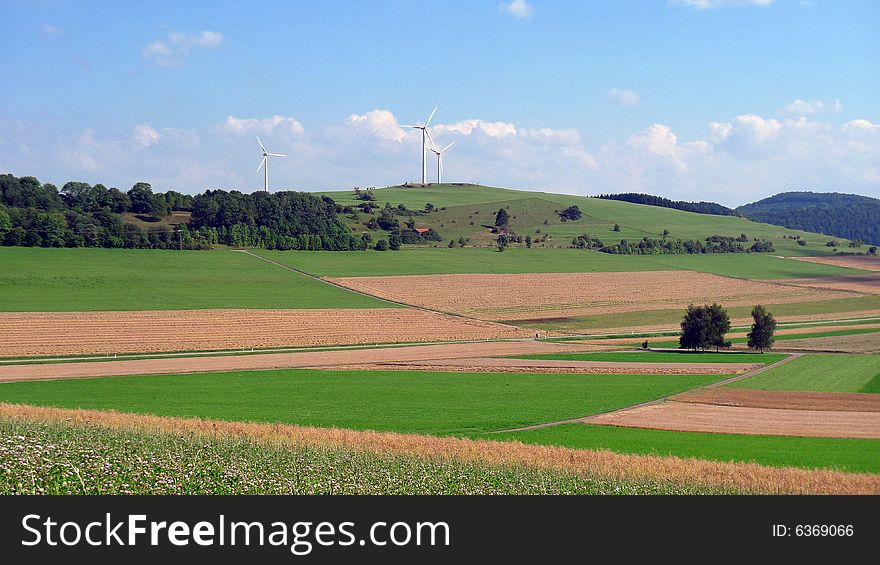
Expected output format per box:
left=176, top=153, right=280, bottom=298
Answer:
left=1, top=0, right=877, bottom=205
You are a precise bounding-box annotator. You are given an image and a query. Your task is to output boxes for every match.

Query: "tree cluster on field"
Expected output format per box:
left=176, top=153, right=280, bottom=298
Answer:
left=596, top=193, right=738, bottom=217
left=679, top=304, right=732, bottom=352
left=557, top=205, right=582, bottom=221
left=678, top=303, right=776, bottom=352
left=597, top=235, right=774, bottom=255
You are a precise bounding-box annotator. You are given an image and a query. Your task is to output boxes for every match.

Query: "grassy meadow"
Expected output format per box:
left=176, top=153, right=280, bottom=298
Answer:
left=728, top=354, right=880, bottom=393
left=255, top=247, right=861, bottom=279
left=494, top=424, right=880, bottom=473
left=0, top=369, right=723, bottom=435
left=0, top=247, right=390, bottom=311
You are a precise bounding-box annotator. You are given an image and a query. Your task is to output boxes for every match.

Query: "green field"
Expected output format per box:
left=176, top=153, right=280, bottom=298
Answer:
left=0, top=419, right=721, bottom=495
left=728, top=354, right=880, bottom=393
left=512, top=351, right=789, bottom=364
left=494, top=424, right=880, bottom=473
left=0, top=369, right=722, bottom=434
left=0, top=247, right=390, bottom=311
left=255, top=247, right=860, bottom=279
left=321, top=184, right=852, bottom=256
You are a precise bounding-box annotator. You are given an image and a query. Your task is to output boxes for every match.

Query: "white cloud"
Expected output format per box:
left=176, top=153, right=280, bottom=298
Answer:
left=432, top=119, right=518, bottom=139
left=133, top=124, right=160, bottom=148
left=671, top=0, right=773, bottom=8
left=41, top=25, right=60, bottom=35
left=223, top=115, right=305, bottom=136
left=143, top=29, right=224, bottom=67
left=608, top=88, right=641, bottom=107
left=345, top=109, right=407, bottom=142
left=785, top=98, right=824, bottom=115
left=6, top=106, right=879, bottom=207
left=499, top=0, right=533, bottom=18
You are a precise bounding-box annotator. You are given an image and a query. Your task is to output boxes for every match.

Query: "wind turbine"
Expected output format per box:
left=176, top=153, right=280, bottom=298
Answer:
left=402, top=107, right=437, bottom=184
left=256, top=136, right=285, bottom=192
left=427, top=138, right=456, bottom=184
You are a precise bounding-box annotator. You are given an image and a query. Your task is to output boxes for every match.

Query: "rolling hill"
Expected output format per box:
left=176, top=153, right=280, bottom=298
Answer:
left=737, top=191, right=880, bottom=246
left=321, top=183, right=850, bottom=256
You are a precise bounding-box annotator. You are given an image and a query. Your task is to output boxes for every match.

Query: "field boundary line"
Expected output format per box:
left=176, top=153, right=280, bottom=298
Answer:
left=491, top=353, right=804, bottom=433
left=236, top=249, right=530, bottom=329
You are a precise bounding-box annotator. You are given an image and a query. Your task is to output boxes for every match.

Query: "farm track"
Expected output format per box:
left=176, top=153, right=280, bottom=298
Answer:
left=0, top=339, right=597, bottom=382
left=3, top=404, right=878, bottom=494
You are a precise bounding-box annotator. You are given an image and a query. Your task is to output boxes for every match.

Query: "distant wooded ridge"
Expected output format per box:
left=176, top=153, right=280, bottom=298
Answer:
left=735, top=191, right=880, bottom=246
left=594, top=193, right=739, bottom=217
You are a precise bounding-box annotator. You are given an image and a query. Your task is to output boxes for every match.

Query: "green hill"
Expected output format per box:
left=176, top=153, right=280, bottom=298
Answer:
left=736, top=191, right=880, bottom=246
left=321, top=183, right=850, bottom=257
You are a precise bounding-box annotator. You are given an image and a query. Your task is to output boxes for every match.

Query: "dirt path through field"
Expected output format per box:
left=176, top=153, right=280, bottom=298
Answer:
left=0, top=339, right=596, bottom=382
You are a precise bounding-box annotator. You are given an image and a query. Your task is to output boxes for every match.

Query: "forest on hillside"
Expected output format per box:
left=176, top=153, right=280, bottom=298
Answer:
left=0, top=174, right=362, bottom=250
left=736, top=192, right=880, bottom=245
left=594, top=193, right=738, bottom=217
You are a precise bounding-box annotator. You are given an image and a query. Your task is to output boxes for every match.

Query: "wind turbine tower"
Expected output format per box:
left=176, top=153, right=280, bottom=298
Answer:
left=256, top=136, right=285, bottom=192
left=402, top=107, right=437, bottom=184
left=428, top=140, right=456, bottom=184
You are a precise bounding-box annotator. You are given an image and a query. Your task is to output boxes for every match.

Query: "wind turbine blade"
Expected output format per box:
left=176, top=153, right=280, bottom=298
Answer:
left=400, top=124, right=418, bottom=129
left=442, top=141, right=456, bottom=153
left=425, top=129, right=437, bottom=150
left=256, top=136, right=267, bottom=154
left=269, top=153, right=286, bottom=157
left=424, top=106, right=437, bottom=127
left=257, top=157, right=266, bottom=172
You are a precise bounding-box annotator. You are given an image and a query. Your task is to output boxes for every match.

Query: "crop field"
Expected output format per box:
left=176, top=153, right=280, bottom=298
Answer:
left=777, top=333, right=880, bottom=355
left=254, top=248, right=862, bottom=279
left=1, top=417, right=717, bottom=495
left=672, top=388, right=880, bottom=412
left=793, top=255, right=880, bottom=271
left=515, top=295, right=880, bottom=332
left=512, top=351, right=789, bottom=364
left=327, top=271, right=850, bottom=321
left=727, top=354, right=880, bottom=393
left=0, top=247, right=387, bottom=311
left=0, top=308, right=534, bottom=357
left=495, top=423, right=880, bottom=474
left=777, top=274, right=880, bottom=295
left=0, top=368, right=723, bottom=434
left=585, top=400, right=880, bottom=439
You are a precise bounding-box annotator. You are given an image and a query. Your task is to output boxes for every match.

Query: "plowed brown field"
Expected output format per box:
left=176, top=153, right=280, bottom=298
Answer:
left=586, top=401, right=880, bottom=439
left=774, top=332, right=880, bottom=354
left=328, top=271, right=850, bottom=321
left=672, top=388, right=880, bottom=412
left=0, top=308, right=534, bottom=357
left=0, top=340, right=594, bottom=382
left=776, top=274, right=880, bottom=295
left=793, top=255, right=880, bottom=271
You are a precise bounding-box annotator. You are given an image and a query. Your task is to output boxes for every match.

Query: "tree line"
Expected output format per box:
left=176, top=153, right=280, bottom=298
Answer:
left=593, top=235, right=774, bottom=255
left=0, top=173, right=362, bottom=250
left=678, top=304, right=776, bottom=352
left=595, top=193, right=738, bottom=217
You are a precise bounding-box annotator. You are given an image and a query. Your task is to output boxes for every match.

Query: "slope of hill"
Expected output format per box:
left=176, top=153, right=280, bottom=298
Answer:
left=320, top=184, right=849, bottom=256
left=736, top=192, right=880, bottom=246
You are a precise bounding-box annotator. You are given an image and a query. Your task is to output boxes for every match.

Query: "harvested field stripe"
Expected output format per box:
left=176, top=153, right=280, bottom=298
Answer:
left=2, top=404, right=877, bottom=494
